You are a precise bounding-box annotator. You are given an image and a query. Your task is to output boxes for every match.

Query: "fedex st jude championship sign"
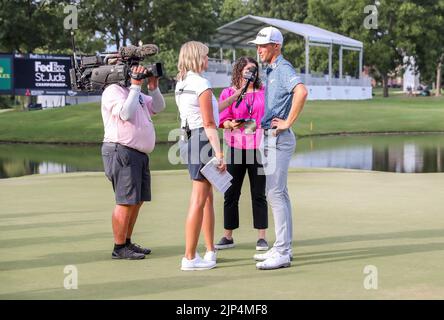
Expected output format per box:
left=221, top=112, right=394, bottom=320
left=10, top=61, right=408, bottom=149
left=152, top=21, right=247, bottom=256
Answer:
left=34, top=60, right=66, bottom=84
left=14, top=54, right=80, bottom=96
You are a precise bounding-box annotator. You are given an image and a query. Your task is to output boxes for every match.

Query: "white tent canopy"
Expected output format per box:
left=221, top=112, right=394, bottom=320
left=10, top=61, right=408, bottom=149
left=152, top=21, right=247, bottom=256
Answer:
left=209, top=15, right=363, bottom=80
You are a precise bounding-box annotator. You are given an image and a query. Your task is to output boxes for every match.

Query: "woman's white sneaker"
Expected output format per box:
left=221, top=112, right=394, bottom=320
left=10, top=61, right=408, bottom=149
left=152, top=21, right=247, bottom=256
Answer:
left=203, top=250, right=217, bottom=262
left=181, top=255, right=216, bottom=271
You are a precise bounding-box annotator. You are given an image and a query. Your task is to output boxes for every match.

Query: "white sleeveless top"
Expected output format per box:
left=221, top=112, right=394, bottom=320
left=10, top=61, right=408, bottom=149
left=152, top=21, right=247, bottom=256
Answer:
left=175, top=71, right=219, bottom=130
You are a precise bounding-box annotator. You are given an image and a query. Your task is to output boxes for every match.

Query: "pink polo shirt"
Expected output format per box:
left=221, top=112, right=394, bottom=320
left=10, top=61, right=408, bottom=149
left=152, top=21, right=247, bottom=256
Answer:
left=101, top=84, right=156, bottom=154
left=219, top=86, right=265, bottom=150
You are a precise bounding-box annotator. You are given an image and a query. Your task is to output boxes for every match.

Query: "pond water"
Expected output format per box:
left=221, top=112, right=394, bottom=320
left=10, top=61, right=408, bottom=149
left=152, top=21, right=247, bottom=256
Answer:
left=1, top=134, right=443, bottom=179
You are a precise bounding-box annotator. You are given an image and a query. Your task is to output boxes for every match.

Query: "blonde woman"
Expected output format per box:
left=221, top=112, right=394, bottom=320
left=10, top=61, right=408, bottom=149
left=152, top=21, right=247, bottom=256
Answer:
left=175, top=41, right=226, bottom=271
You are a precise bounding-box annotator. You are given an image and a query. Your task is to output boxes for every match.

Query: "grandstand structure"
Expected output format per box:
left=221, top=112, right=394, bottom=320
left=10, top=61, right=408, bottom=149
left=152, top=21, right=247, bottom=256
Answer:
left=206, top=15, right=372, bottom=100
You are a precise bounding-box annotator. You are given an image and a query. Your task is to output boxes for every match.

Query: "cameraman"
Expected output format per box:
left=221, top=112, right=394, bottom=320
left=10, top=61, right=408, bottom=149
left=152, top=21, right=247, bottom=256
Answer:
left=101, top=65, right=166, bottom=260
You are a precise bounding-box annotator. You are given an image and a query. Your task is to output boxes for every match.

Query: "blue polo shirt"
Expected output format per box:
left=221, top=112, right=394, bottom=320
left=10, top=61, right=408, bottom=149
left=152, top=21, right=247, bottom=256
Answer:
left=262, top=55, right=303, bottom=129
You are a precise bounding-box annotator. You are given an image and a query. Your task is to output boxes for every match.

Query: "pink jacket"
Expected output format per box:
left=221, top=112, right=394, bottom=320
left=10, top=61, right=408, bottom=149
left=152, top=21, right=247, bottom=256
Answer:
left=219, top=86, right=265, bottom=150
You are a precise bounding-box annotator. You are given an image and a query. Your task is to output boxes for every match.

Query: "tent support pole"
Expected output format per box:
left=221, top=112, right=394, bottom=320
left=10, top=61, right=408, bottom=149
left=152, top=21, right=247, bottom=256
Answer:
left=339, top=46, right=343, bottom=79
left=328, top=44, right=333, bottom=84
left=305, top=38, right=310, bottom=76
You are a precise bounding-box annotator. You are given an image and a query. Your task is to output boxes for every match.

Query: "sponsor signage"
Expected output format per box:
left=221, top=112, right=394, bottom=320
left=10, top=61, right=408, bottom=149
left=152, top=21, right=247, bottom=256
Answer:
left=0, top=54, right=13, bottom=94
left=13, top=53, right=92, bottom=96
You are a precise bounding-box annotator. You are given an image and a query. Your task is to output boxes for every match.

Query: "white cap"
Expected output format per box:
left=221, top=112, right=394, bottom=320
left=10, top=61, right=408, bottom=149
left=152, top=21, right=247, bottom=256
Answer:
left=248, top=26, right=283, bottom=45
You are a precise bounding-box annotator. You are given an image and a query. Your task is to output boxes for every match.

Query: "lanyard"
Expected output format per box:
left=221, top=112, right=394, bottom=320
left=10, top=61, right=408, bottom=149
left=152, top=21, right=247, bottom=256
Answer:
left=243, top=89, right=255, bottom=116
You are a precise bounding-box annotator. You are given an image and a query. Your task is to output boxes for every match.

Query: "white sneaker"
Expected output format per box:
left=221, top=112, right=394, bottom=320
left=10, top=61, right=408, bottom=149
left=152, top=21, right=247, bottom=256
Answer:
left=256, top=252, right=291, bottom=270
left=253, top=247, right=277, bottom=261
left=181, top=255, right=216, bottom=271
left=203, top=250, right=217, bottom=262
left=254, top=247, right=293, bottom=261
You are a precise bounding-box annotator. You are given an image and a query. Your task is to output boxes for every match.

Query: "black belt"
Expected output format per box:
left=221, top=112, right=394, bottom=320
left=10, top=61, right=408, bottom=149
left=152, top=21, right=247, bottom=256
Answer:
left=103, top=142, right=147, bottom=156
left=103, top=142, right=133, bottom=151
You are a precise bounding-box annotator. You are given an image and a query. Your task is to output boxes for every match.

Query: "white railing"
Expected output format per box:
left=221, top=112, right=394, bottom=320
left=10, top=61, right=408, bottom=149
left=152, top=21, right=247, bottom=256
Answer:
left=298, top=74, right=372, bottom=87
left=206, top=60, right=372, bottom=87
left=207, top=58, right=232, bottom=74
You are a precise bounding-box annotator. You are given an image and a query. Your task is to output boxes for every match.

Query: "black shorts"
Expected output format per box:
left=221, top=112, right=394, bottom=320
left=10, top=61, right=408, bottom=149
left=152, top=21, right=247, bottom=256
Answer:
left=101, top=143, right=151, bottom=205
left=186, top=128, right=214, bottom=181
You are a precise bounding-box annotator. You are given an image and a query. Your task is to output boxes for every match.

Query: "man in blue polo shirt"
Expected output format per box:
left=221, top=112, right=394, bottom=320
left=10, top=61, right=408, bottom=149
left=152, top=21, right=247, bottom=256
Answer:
left=248, top=26, right=308, bottom=270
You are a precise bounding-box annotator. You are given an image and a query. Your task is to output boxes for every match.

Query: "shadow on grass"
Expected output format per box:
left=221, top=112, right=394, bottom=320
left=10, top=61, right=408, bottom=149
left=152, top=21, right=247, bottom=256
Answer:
left=0, top=244, right=184, bottom=271
left=0, top=232, right=110, bottom=249
left=2, top=228, right=444, bottom=298
left=0, top=219, right=104, bottom=232
left=0, top=209, right=102, bottom=220
left=296, top=229, right=444, bottom=247
left=0, top=243, right=272, bottom=272
left=294, top=242, right=444, bottom=268
left=0, top=275, right=229, bottom=299
left=0, top=266, right=299, bottom=300
left=0, top=249, right=110, bottom=272
left=2, top=229, right=444, bottom=270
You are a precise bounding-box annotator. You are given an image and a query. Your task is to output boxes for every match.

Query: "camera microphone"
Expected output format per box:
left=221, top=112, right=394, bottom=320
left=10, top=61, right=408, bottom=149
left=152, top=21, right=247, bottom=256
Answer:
left=234, top=66, right=257, bottom=108
left=69, top=32, right=163, bottom=92
left=119, top=44, right=159, bottom=59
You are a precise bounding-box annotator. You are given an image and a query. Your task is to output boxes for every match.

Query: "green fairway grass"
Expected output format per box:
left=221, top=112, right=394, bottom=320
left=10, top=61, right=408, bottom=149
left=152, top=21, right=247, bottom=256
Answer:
left=1, top=90, right=444, bottom=144
left=1, top=169, right=444, bottom=299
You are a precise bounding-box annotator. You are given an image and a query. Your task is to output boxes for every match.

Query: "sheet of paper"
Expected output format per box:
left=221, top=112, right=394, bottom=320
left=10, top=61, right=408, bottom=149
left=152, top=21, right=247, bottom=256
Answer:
left=200, top=157, right=233, bottom=193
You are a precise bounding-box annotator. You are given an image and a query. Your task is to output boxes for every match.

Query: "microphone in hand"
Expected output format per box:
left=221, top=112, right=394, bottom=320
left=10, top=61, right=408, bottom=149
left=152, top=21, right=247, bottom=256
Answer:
left=234, top=66, right=257, bottom=108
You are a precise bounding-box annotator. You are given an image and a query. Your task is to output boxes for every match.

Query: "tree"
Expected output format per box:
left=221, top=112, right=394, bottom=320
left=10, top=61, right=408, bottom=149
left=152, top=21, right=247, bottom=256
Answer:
left=79, top=0, right=220, bottom=78
left=398, top=0, right=444, bottom=96
left=248, top=0, right=308, bottom=68
left=219, top=0, right=250, bottom=24
left=0, top=0, right=61, bottom=53
left=216, top=0, right=308, bottom=68
left=0, top=0, right=105, bottom=54
left=306, top=0, right=410, bottom=97
left=149, top=0, right=221, bottom=77
left=219, top=0, right=308, bottom=25
left=80, top=0, right=151, bottom=50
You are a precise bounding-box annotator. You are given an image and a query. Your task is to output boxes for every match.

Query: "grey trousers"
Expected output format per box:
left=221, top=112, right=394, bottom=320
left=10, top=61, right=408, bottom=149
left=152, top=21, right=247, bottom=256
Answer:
left=260, top=129, right=296, bottom=255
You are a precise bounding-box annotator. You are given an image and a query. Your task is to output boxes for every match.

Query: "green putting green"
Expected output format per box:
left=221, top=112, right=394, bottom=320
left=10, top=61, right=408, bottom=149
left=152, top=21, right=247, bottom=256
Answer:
left=1, top=169, right=444, bottom=299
